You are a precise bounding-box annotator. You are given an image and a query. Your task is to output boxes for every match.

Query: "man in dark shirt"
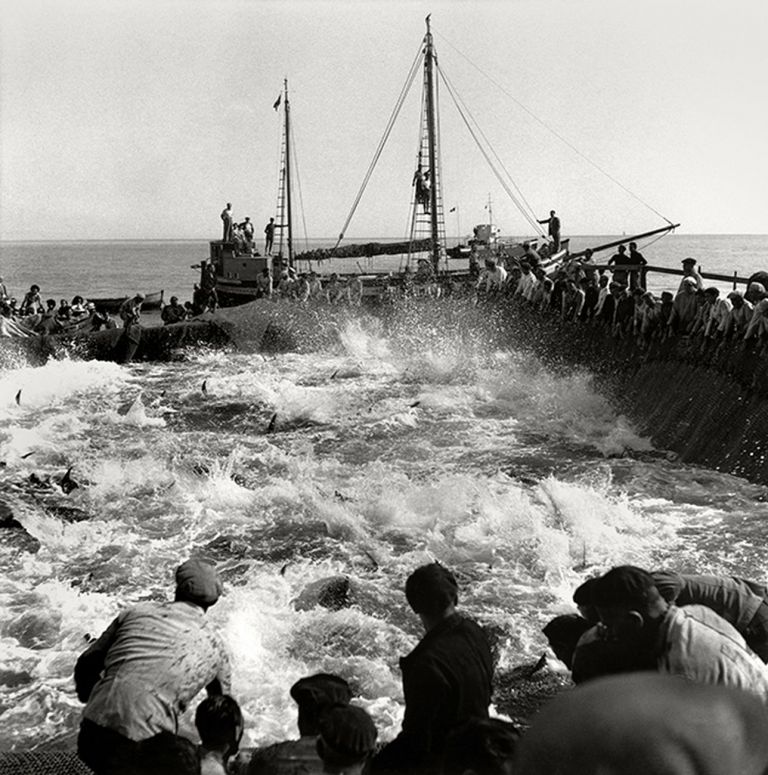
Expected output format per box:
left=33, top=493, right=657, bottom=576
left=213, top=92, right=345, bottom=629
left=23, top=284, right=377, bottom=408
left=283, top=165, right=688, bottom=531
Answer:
left=628, top=241, right=648, bottom=290
left=537, top=210, right=561, bottom=252
left=370, top=563, right=493, bottom=774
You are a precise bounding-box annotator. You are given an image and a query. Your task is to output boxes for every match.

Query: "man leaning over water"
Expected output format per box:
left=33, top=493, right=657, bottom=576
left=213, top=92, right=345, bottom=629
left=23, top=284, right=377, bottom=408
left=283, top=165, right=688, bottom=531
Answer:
left=591, top=565, right=768, bottom=700
left=75, top=558, right=231, bottom=775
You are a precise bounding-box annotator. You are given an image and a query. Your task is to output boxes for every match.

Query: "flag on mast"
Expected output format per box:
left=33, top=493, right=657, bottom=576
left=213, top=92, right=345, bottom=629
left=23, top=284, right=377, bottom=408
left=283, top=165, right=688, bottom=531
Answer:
left=273, top=94, right=282, bottom=111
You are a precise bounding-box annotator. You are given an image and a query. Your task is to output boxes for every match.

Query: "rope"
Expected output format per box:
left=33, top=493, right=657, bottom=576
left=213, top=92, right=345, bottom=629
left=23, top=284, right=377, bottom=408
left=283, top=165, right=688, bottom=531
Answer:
left=333, top=39, right=426, bottom=251
left=438, top=65, right=545, bottom=237
left=434, top=31, right=675, bottom=227
left=289, top=121, right=310, bottom=259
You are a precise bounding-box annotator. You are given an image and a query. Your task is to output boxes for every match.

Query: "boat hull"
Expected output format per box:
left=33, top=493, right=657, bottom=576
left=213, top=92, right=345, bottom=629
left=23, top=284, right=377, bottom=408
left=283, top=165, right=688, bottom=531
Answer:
left=88, top=290, right=163, bottom=313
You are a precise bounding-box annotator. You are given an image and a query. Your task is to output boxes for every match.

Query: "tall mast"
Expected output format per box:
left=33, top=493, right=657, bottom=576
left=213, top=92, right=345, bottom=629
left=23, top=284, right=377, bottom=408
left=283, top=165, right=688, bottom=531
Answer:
left=424, top=15, right=440, bottom=271
left=283, top=79, right=294, bottom=267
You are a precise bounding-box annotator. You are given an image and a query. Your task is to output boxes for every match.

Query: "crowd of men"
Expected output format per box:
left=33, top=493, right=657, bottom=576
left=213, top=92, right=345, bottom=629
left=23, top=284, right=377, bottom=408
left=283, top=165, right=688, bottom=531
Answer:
left=69, top=557, right=768, bottom=775
left=475, top=244, right=768, bottom=348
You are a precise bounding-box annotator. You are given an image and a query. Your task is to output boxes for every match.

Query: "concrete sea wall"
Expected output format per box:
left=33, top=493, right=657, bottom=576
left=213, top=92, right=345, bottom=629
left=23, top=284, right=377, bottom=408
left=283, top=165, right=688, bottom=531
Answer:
left=502, top=301, right=768, bottom=483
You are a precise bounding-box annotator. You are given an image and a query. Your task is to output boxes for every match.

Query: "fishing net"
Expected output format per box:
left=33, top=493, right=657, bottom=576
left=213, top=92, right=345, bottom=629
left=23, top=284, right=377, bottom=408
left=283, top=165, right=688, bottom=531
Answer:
left=0, top=751, right=95, bottom=775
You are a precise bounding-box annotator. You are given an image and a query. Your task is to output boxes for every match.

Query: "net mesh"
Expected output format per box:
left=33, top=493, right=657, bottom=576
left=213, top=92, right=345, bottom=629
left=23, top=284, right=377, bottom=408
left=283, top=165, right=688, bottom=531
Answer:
left=0, top=751, right=95, bottom=775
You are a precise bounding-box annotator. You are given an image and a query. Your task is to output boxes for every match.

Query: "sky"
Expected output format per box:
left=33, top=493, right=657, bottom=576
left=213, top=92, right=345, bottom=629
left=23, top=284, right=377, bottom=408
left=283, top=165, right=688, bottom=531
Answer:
left=1, top=0, right=767, bottom=241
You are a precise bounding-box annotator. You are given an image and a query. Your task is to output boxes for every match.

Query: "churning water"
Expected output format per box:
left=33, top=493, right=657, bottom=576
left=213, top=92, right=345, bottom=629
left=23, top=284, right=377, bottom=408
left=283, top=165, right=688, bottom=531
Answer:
left=2, top=296, right=768, bottom=752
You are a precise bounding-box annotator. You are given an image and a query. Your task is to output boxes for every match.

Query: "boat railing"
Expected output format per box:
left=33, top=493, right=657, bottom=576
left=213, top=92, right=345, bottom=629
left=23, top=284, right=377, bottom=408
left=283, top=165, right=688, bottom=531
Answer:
left=582, top=264, right=752, bottom=290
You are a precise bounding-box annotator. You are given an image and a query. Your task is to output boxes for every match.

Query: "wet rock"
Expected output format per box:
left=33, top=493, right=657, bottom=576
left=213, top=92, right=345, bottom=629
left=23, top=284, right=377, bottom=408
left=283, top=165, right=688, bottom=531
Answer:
left=293, top=575, right=351, bottom=611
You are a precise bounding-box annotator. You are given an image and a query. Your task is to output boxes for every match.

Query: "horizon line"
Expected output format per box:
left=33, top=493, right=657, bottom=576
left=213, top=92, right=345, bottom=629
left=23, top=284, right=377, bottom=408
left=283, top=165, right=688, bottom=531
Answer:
left=2, top=232, right=767, bottom=244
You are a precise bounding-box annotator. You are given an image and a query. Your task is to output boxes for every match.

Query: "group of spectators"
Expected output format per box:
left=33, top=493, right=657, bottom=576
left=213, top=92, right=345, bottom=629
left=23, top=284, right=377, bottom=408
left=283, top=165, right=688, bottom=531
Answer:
left=475, top=243, right=768, bottom=348
left=72, top=557, right=768, bottom=775
left=73, top=559, right=512, bottom=775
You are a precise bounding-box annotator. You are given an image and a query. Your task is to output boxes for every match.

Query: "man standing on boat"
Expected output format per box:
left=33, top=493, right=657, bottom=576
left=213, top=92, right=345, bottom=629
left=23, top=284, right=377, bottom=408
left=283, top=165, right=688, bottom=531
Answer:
left=264, top=217, right=276, bottom=255
left=537, top=210, right=561, bottom=252
left=220, top=203, right=233, bottom=242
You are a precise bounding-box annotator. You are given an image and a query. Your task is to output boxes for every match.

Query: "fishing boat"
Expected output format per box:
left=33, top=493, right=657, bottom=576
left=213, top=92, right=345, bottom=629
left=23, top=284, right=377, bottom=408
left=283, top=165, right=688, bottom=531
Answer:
left=200, top=17, right=682, bottom=308
left=86, top=289, right=164, bottom=313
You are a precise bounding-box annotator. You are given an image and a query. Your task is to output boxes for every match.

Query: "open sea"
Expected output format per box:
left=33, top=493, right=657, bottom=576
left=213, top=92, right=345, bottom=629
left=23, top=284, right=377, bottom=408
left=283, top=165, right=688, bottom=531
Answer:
left=1, top=233, right=768, bottom=751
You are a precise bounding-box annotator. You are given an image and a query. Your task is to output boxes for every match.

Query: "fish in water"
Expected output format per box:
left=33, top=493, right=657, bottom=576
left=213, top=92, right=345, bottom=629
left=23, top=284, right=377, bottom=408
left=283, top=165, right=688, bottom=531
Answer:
left=59, top=467, right=79, bottom=495
left=266, top=412, right=278, bottom=433
left=15, top=390, right=21, bottom=405
left=410, top=400, right=421, bottom=408
left=20, top=451, right=35, bottom=460
left=201, top=380, right=208, bottom=395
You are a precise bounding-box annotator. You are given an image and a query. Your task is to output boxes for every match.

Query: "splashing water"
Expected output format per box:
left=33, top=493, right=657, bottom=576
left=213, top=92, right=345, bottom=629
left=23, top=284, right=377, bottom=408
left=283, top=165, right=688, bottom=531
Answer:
left=2, top=303, right=768, bottom=751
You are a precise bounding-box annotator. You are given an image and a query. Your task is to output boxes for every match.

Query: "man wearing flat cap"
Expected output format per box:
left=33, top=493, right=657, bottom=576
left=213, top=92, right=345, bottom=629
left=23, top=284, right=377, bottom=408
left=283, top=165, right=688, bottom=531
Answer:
left=75, top=558, right=231, bottom=774
left=370, top=562, right=493, bottom=774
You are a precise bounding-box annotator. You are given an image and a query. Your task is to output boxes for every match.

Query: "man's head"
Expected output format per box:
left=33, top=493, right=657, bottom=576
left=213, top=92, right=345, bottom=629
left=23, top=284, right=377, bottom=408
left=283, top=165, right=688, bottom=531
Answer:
left=195, top=695, right=243, bottom=758
left=443, top=717, right=520, bottom=775
left=175, top=558, right=223, bottom=610
left=316, top=704, right=377, bottom=774
left=681, top=257, right=697, bottom=274
left=729, top=290, right=745, bottom=308
left=591, top=566, right=667, bottom=641
left=135, top=293, right=146, bottom=302
left=617, top=245, right=626, bottom=254
left=682, top=276, right=697, bottom=293
left=572, top=577, right=600, bottom=623
left=629, top=242, right=637, bottom=251
left=405, top=562, right=458, bottom=628
left=542, top=614, right=593, bottom=668
left=226, top=202, right=232, bottom=208
left=661, top=291, right=674, bottom=303
left=31, top=284, right=40, bottom=293
left=704, top=287, right=720, bottom=303
left=550, top=210, right=556, bottom=216
left=290, top=673, right=353, bottom=736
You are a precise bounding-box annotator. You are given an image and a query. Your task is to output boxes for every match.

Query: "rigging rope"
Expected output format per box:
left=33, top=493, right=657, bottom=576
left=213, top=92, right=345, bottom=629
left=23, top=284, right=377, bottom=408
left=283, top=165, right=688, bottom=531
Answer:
left=434, top=31, right=675, bottom=227
left=438, top=63, right=544, bottom=236
left=289, top=120, right=310, bottom=257
left=333, top=39, right=426, bottom=251
left=438, top=65, right=545, bottom=237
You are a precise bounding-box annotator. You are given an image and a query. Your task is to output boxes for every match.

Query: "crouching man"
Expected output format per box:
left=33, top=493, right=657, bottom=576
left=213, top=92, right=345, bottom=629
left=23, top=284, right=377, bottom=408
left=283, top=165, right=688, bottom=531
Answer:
left=75, top=558, right=231, bottom=775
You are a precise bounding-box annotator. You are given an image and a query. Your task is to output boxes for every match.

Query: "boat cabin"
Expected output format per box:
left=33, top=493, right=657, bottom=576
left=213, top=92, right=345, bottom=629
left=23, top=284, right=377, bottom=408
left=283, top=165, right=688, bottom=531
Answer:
left=208, top=241, right=271, bottom=283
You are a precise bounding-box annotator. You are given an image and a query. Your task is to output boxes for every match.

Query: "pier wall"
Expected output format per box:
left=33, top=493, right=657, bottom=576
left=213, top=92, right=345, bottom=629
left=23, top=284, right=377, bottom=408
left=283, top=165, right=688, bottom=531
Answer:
left=502, top=302, right=768, bottom=483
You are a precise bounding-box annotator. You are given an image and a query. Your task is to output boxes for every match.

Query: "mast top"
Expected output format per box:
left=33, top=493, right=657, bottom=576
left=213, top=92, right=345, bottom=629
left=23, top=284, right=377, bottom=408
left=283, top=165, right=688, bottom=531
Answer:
left=425, top=14, right=431, bottom=33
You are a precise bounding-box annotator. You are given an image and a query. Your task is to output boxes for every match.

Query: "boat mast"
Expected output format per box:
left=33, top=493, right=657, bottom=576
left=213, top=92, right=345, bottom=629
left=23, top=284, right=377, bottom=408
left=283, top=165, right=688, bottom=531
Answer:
left=283, top=79, right=294, bottom=268
left=424, top=15, right=440, bottom=271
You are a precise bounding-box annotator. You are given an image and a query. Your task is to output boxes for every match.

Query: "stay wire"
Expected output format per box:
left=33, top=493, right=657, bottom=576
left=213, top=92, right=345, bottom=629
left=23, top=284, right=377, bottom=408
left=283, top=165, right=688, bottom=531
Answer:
left=334, top=39, right=426, bottom=251
left=437, top=63, right=545, bottom=238
left=434, top=31, right=675, bottom=227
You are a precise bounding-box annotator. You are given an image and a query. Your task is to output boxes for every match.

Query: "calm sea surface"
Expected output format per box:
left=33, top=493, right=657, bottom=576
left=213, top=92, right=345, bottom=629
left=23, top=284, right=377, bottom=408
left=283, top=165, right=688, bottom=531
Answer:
left=1, top=233, right=767, bottom=751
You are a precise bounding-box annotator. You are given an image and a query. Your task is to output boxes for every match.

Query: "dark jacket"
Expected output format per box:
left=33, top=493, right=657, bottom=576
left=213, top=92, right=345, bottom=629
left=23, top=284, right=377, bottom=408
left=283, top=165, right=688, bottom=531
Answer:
left=371, top=613, right=493, bottom=773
